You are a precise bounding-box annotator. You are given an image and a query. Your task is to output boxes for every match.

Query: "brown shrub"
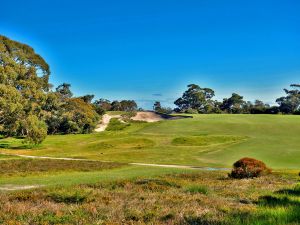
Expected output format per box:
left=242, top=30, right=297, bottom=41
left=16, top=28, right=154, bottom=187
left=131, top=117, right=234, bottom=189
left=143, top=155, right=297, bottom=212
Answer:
left=229, top=157, right=271, bottom=179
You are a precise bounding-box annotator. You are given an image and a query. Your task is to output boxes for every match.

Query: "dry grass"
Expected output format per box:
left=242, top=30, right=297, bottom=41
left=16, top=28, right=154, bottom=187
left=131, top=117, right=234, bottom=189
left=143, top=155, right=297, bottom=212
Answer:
left=0, top=159, right=123, bottom=177
left=0, top=171, right=298, bottom=224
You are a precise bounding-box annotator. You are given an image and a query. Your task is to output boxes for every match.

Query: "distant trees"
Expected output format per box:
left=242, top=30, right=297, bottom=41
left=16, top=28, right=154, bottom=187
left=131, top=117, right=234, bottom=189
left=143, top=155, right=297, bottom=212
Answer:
left=93, top=99, right=137, bottom=113
left=221, top=93, right=245, bottom=114
left=174, top=83, right=300, bottom=115
left=276, top=84, right=300, bottom=114
left=174, top=84, right=215, bottom=113
left=80, top=94, right=95, bottom=103
left=153, top=101, right=162, bottom=112
left=153, top=101, right=173, bottom=114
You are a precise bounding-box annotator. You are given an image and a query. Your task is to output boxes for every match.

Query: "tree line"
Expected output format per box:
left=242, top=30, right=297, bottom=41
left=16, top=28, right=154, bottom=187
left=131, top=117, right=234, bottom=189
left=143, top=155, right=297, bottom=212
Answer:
left=155, top=84, right=299, bottom=115
left=0, top=35, right=137, bottom=144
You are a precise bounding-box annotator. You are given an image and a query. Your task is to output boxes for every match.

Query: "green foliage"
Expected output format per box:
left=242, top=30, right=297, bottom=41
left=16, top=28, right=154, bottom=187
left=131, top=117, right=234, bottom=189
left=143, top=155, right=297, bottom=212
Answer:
left=0, top=36, right=101, bottom=142
left=0, top=35, right=50, bottom=139
left=22, top=115, right=47, bottom=145
left=221, top=93, right=245, bottom=113
left=185, top=185, right=209, bottom=195
left=185, top=108, right=199, bottom=114
left=174, top=84, right=215, bottom=113
left=106, top=118, right=130, bottom=131
left=93, top=99, right=138, bottom=113
left=276, top=84, right=300, bottom=114
left=61, top=98, right=99, bottom=134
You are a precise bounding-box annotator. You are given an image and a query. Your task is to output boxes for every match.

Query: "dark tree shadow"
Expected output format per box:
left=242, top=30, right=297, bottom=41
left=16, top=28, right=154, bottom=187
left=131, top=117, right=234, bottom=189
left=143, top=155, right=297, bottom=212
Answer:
left=0, top=142, right=31, bottom=150
left=275, top=187, right=300, bottom=196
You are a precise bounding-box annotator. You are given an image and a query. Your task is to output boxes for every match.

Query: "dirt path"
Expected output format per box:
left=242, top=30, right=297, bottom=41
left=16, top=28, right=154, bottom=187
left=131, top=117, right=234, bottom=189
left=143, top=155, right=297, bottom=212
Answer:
left=0, top=184, right=44, bottom=191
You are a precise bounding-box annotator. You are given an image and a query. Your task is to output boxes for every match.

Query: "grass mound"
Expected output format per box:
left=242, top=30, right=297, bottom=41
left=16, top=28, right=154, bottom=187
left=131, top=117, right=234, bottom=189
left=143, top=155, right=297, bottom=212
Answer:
left=172, top=135, right=246, bottom=146
left=88, top=137, right=155, bottom=150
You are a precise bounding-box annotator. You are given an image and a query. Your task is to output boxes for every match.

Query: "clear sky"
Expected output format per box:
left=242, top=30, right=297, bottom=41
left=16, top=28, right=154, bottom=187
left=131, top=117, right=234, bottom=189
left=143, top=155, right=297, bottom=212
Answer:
left=1, top=0, right=299, bottom=109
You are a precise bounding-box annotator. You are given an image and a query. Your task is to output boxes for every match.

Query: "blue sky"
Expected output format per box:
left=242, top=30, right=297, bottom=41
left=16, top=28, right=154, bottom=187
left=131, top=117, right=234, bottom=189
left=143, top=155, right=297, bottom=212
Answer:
left=1, top=0, right=299, bottom=109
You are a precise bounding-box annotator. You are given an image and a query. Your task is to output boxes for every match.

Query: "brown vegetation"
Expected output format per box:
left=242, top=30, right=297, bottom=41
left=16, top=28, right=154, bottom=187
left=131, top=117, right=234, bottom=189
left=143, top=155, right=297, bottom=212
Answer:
left=0, top=171, right=296, bottom=224
left=229, top=157, right=271, bottom=179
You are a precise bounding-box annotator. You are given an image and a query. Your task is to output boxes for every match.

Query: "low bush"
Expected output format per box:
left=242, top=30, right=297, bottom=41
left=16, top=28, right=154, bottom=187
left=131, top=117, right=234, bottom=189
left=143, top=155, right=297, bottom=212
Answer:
left=229, top=157, right=271, bottom=179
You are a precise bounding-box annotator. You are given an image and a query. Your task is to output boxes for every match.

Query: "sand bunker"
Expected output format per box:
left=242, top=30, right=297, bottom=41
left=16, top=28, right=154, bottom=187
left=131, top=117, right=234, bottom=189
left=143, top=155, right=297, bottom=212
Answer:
left=131, top=111, right=192, bottom=122
left=131, top=112, right=164, bottom=122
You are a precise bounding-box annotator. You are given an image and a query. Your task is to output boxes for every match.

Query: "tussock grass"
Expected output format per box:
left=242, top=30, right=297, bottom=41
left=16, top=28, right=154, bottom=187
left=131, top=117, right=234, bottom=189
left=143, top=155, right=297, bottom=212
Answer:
left=185, top=185, right=210, bottom=195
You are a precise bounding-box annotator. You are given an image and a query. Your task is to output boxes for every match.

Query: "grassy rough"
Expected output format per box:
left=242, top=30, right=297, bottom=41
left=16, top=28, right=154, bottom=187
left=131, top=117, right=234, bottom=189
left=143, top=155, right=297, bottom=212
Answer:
left=0, top=159, right=123, bottom=177
left=0, top=171, right=298, bottom=224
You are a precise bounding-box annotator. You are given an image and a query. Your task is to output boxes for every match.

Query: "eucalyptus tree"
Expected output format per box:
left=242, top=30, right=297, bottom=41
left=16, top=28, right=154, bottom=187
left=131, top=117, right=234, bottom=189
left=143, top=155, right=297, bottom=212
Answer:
left=0, top=35, right=50, bottom=143
left=276, top=84, right=300, bottom=114
left=174, top=84, right=215, bottom=113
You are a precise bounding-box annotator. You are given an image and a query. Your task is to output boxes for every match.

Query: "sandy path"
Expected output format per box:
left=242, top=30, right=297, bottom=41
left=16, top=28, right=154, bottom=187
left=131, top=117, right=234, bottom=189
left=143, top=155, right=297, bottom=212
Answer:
left=0, top=185, right=44, bottom=191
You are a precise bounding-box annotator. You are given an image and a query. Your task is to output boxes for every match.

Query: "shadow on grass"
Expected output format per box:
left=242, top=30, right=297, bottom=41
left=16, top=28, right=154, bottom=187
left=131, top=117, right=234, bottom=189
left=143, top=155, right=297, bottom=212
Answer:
left=229, top=184, right=300, bottom=225
left=0, top=142, right=32, bottom=150
left=275, top=185, right=300, bottom=196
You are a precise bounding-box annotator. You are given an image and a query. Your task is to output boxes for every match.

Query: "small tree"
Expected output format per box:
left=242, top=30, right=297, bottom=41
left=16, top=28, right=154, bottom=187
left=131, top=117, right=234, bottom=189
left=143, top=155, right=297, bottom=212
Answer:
left=153, top=101, right=162, bottom=112
left=22, top=115, right=48, bottom=145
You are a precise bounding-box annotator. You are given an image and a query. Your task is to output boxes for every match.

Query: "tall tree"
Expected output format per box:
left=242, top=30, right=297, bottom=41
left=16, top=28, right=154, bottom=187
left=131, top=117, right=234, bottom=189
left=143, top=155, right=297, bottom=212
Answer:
left=221, top=93, right=245, bottom=113
left=276, top=84, right=300, bottom=114
left=0, top=35, right=50, bottom=143
left=56, top=83, right=73, bottom=99
left=80, top=94, right=95, bottom=103
left=153, top=101, right=162, bottom=112
left=174, top=84, right=215, bottom=113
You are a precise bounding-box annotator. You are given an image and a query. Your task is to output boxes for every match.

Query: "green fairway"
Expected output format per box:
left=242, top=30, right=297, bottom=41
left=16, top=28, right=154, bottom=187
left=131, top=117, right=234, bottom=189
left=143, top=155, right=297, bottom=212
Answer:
left=1, top=114, right=300, bottom=169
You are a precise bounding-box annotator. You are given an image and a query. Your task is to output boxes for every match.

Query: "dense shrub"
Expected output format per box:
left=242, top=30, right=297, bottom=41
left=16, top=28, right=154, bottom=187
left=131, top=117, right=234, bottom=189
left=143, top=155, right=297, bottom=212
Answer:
left=229, top=157, right=271, bottom=179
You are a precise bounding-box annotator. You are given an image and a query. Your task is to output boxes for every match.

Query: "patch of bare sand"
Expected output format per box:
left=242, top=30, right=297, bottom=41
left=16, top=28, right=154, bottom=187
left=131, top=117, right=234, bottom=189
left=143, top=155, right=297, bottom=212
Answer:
left=131, top=111, right=164, bottom=122
left=0, top=184, right=44, bottom=191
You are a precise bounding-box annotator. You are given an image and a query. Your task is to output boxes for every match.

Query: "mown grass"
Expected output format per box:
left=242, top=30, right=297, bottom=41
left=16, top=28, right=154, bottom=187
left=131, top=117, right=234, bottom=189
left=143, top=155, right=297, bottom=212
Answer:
left=1, top=114, right=300, bottom=169
left=0, top=170, right=298, bottom=224
left=0, top=164, right=193, bottom=187
left=172, top=135, right=247, bottom=146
